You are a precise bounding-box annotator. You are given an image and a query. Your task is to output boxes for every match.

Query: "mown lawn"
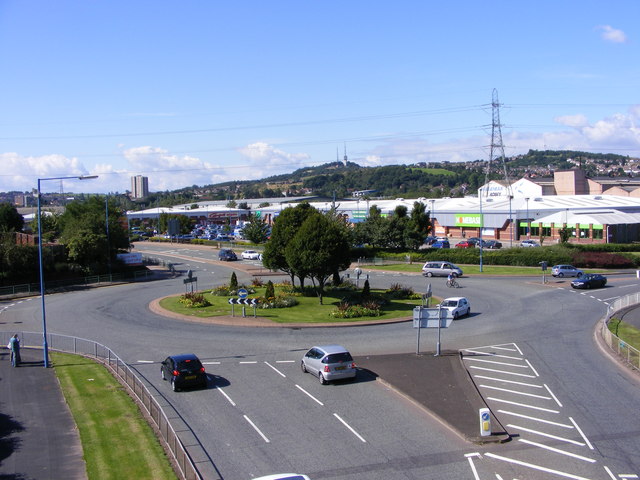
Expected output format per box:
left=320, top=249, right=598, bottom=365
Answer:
left=160, top=286, right=427, bottom=324
left=608, top=318, right=640, bottom=351
left=52, top=352, right=176, bottom=480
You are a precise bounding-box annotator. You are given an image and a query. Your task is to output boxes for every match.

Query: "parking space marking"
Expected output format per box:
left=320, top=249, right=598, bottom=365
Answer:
left=295, top=385, right=324, bottom=406
left=264, top=361, right=286, bottom=378
left=570, top=417, right=594, bottom=450
left=464, top=349, right=523, bottom=360
left=244, top=415, right=269, bottom=443
left=487, top=397, right=559, bottom=413
left=507, top=424, right=586, bottom=446
left=518, top=439, right=596, bottom=463
left=333, top=413, right=366, bottom=443
left=465, top=453, right=481, bottom=480
left=604, top=465, right=617, bottom=479
left=276, top=360, right=295, bottom=363
left=465, top=358, right=530, bottom=368
left=202, top=361, right=220, bottom=365
left=239, top=361, right=258, bottom=364
left=497, top=410, right=573, bottom=428
left=484, top=452, right=593, bottom=480
left=525, top=359, right=540, bottom=376
left=215, top=387, right=236, bottom=406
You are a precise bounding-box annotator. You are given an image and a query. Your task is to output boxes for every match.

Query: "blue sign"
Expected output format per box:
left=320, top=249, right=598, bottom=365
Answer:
left=238, top=288, right=248, bottom=299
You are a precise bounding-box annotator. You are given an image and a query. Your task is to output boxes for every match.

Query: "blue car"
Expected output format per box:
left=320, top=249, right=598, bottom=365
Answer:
left=432, top=240, right=450, bottom=249
left=571, top=274, right=607, bottom=289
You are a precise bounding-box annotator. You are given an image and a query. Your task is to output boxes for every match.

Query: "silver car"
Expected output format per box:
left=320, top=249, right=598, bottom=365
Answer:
left=301, top=345, right=357, bottom=384
left=552, top=264, right=583, bottom=277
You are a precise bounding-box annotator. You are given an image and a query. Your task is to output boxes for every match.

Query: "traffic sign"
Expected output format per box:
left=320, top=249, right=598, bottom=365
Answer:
left=238, top=288, right=248, bottom=299
left=228, top=298, right=258, bottom=305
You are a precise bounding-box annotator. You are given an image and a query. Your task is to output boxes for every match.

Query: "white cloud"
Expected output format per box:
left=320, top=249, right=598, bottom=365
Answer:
left=554, top=114, right=589, bottom=128
left=596, top=25, right=628, bottom=44
left=236, top=142, right=310, bottom=177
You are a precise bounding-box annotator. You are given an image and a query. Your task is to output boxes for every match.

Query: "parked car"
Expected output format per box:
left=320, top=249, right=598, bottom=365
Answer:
left=422, top=261, right=463, bottom=278
left=160, top=353, right=207, bottom=391
left=520, top=239, right=540, bottom=247
left=241, top=250, right=261, bottom=260
left=484, top=240, right=502, bottom=249
left=571, top=273, right=607, bottom=289
left=424, top=235, right=438, bottom=245
left=301, top=345, right=357, bottom=384
left=552, top=264, right=583, bottom=278
left=438, top=297, right=471, bottom=319
left=455, top=240, right=474, bottom=249
left=431, top=240, right=450, bottom=249
left=218, top=248, right=237, bottom=261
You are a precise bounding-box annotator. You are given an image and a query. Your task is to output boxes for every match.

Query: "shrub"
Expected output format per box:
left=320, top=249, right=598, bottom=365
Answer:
left=179, top=292, right=211, bottom=308
left=229, top=272, right=238, bottom=290
left=329, top=301, right=382, bottom=318
left=571, top=251, right=635, bottom=268
left=384, top=283, right=420, bottom=299
left=251, top=277, right=264, bottom=287
left=260, top=293, right=299, bottom=309
left=265, top=280, right=275, bottom=299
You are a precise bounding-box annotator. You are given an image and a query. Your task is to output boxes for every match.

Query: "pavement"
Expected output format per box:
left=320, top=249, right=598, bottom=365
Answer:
left=0, top=347, right=87, bottom=480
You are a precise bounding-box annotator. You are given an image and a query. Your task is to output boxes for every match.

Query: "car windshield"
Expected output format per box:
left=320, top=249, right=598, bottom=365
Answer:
left=441, top=300, right=458, bottom=307
left=324, top=352, right=353, bottom=363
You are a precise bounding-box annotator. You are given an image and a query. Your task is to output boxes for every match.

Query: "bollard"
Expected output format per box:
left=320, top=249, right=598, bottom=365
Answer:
left=479, top=408, right=491, bottom=437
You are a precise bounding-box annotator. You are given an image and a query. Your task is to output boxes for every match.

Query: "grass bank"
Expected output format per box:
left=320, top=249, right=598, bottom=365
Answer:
left=52, top=352, right=176, bottom=480
left=607, top=318, right=640, bottom=351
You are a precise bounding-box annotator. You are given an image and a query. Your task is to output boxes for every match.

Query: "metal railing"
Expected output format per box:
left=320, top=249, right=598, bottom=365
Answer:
left=1, top=331, right=210, bottom=480
left=602, top=292, right=640, bottom=370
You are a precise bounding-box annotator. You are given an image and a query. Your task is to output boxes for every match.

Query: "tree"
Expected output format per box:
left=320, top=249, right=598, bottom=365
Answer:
left=242, top=214, right=270, bottom=244
left=229, top=272, right=238, bottom=290
left=0, top=203, right=24, bottom=233
left=262, top=203, right=316, bottom=286
left=285, top=212, right=351, bottom=304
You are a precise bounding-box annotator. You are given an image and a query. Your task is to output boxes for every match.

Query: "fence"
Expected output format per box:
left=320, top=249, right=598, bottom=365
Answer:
left=0, top=270, right=153, bottom=298
left=1, top=331, right=209, bottom=480
left=602, top=292, right=640, bottom=371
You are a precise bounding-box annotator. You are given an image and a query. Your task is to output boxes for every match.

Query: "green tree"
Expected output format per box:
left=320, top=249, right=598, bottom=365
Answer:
left=242, top=214, right=270, bottom=244
left=262, top=203, right=316, bottom=286
left=229, top=272, right=238, bottom=290
left=285, top=212, right=351, bottom=304
left=264, top=280, right=275, bottom=299
left=558, top=226, right=572, bottom=244
left=0, top=203, right=24, bottom=233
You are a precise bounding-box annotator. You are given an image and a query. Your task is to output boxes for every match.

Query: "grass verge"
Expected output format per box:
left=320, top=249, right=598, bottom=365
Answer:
left=160, top=286, right=425, bottom=323
left=51, top=352, right=177, bottom=480
left=608, top=318, right=640, bottom=351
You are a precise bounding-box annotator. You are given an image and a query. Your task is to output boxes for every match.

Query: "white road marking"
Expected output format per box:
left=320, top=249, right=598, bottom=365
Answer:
left=484, top=452, right=593, bottom=480
left=497, top=410, right=573, bottom=428
left=464, top=349, right=524, bottom=360
left=295, top=385, right=324, bottom=406
left=487, top=397, right=559, bottom=413
left=470, top=366, right=537, bottom=378
left=507, top=424, right=585, bottom=446
left=137, top=360, right=154, bottom=363
left=519, top=439, right=596, bottom=462
left=603, top=296, right=620, bottom=301
left=244, top=415, right=269, bottom=443
left=479, top=384, right=551, bottom=399
left=544, top=384, right=563, bottom=407
left=239, top=361, right=258, bottom=364
left=464, top=358, right=529, bottom=368
left=216, top=387, right=236, bottom=406
left=474, top=375, right=543, bottom=388
left=525, top=359, right=539, bottom=377
left=466, top=455, right=481, bottom=480
left=619, top=475, right=639, bottom=479
left=603, top=466, right=617, bottom=480
left=333, top=413, right=366, bottom=442
left=570, top=417, right=594, bottom=450
left=276, top=360, right=295, bottom=363
left=202, top=361, right=220, bottom=365
left=264, top=361, right=286, bottom=377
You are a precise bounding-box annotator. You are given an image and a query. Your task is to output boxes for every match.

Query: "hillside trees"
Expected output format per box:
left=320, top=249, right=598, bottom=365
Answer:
left=0, top=203, right=24, bottom=233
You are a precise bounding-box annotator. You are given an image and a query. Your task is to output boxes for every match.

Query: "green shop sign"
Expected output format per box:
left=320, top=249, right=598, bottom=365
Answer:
left=455, top=213, right=483, bottom=227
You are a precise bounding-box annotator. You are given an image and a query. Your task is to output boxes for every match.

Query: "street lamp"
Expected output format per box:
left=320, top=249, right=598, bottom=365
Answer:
left=38, top=175, right=98, bottom=367
left=430, top=199, right=436, bottom=235
left=525, top=197, right=530, bottom=239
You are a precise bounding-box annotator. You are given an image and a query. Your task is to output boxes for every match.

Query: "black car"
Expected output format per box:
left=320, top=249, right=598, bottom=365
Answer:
left=571, top=273, right=607, bottom=289
left=218, top=248, right=237, bottom=261
left=161, top=353, right=207, bottom=391
left=484, top=240, right=502, bottom=249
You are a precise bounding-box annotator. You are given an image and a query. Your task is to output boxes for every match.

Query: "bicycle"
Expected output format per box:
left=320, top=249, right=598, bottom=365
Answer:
left=446, top=278, right=460, bottom=288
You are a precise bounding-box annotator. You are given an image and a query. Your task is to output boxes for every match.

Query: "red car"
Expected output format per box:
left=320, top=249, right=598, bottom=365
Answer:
left=455, top=240, right=474, bottom=249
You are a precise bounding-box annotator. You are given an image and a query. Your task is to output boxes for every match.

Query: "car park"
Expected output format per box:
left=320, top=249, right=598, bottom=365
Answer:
left=520, top=239, right=540, bottom=247
left=160, top=353, right=207, bottom=391
left=455, top=240, right=474, bottom=249
left=438, top=297, right=470, bottom=319
left=301, top=345, right=357, bottom=384
left=552, top=264, right=583, bottom=277
left=218, top=248, right=237, bottom=261
left=241, top=250, right=261, bottom=260
left=571, top=273, right=607, bottom=289
left=421, top=261, right=463, bottom=277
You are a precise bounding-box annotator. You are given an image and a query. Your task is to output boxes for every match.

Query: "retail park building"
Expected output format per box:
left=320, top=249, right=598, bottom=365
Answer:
left=126, top=169, right=640, bottom=245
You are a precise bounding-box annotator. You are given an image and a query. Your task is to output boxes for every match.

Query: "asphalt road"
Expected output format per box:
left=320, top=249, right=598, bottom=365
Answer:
left=2, top=242, right=640, bottom=480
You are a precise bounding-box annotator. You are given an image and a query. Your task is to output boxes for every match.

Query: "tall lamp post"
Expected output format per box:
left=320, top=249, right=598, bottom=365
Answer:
left=38, top=175, right=98, bottom=367
left=525, top=197, right=530, bottom=239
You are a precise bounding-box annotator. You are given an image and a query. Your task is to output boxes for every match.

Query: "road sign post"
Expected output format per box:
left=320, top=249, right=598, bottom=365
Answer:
left=413, top=305, right=452, bottom=355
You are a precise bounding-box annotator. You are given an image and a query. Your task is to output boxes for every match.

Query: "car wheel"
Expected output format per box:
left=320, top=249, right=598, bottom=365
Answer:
left=586, top=283, right=591, bottom=289
left=161, top=368, right=166, bottom=381
left=467, top=308, right=470, bottom=316
left=558, top=272, right=564, bottom=277
left=577, top=272, right=582, bottom=278
left=453, top=312, right=459, bottom=320
left=171, top=379, right=178, bottom=392
left=301, top=361, right=307, bottom=373
left=426, top=272, right=433, bottom=277
left=319, top=372, right=327, bottom=385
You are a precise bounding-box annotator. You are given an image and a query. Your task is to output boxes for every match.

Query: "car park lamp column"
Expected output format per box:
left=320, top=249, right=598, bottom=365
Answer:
left=37, top=174, right=98, bottom=368
left=525, top=197, right=530, bottom=239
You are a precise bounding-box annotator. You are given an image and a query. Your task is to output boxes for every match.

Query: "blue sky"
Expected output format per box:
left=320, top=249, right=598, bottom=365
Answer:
left=1, top=1, right=638, bottom=194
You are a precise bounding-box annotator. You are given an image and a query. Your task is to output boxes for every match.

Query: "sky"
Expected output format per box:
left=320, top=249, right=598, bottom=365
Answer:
left=1, top=1, right=639, bottom=195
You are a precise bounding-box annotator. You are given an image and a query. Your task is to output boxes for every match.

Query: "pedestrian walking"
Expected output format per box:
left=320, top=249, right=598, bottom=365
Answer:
left=9, top=334, right=21, bottom=367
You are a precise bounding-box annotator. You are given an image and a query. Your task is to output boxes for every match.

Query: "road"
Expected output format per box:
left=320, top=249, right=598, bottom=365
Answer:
left=2, top=242, right=640, bottom=480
